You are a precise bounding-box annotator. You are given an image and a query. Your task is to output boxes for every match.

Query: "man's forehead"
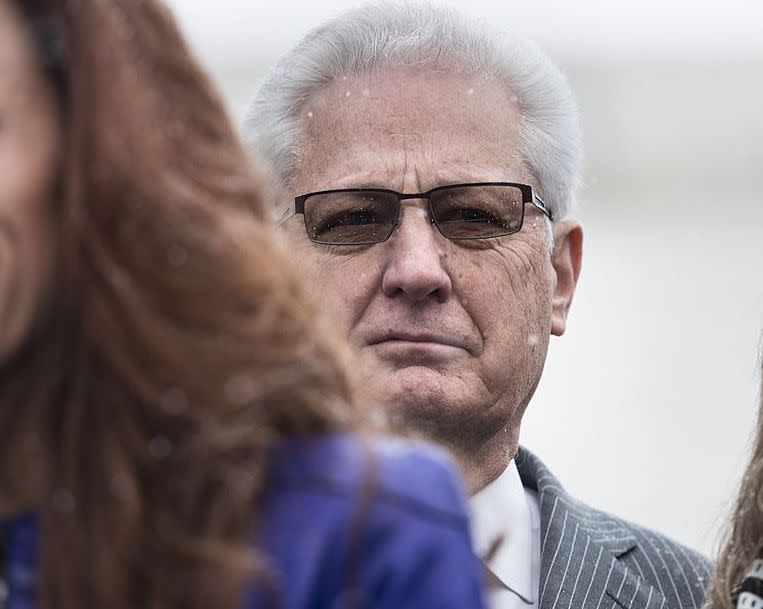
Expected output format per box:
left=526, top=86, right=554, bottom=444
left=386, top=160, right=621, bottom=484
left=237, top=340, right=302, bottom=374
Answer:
left=304, top=69, right=514, bottom=127
left=295, top=138, right=527, bottom=193
left=296, top=69, right=526, bottom=190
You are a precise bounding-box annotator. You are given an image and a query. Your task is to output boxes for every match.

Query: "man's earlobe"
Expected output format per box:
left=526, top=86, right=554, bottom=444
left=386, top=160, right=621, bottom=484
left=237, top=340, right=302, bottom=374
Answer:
left=550, top=218, right=583, bottom=336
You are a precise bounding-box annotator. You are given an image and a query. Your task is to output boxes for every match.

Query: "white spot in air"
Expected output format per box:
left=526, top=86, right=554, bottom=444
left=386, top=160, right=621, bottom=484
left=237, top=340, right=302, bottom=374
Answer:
left=527, top=334, right=539, bottom=346
left=110, top=472, right=132, bottom=498
left=167, top=245, right=188, bottom=267
left=149, top=435, right=173, bottom=459
left=326, top=399, right=353, bottom=424
left=160, top=388, right=188, bottom=414
left=224, top=373, right=258, bottom=405
left=342, top=75, right=348, bottom=81
left=467, top=88, right=475, bottom=95
left=369, top=406, right=389, bottom=428
left=345, top=91, right=351, bottom=97
left=53, top=489, right=75, bottom=512
left=307, top=111, right=314, bottom=118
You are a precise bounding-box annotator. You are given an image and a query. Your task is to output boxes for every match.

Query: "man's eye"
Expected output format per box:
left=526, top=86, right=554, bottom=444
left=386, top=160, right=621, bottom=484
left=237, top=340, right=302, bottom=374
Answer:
left=334, top=210, right=378, bottom=226
left=458, top=208, right=495, bottom=222
left=311, top=209, right=380, bottom=238
left=440, top=206, right=500, bottom=224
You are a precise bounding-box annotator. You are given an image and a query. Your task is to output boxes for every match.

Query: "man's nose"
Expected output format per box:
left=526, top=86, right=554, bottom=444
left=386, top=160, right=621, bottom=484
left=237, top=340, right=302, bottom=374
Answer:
left=380, top=205, right=452, bottom=303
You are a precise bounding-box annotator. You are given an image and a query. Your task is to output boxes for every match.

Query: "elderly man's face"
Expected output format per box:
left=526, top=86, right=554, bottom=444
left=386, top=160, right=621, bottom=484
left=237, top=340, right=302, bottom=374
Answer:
left=286, top=69, right=581, bottom=461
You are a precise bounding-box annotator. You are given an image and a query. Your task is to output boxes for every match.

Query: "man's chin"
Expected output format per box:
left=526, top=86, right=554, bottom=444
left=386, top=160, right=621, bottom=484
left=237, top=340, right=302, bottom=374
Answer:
left=370, top=363, right=447, bottom=400
left=366, top=366, right=471, bottom=430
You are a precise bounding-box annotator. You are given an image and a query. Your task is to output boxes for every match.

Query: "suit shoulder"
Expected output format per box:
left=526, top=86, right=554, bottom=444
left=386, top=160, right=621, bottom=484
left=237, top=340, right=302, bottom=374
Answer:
left=581, top=506, right=712, bottom=609
left=517, top=446, right=712, bottom=608
left=615, top=512, right=713, bottom=575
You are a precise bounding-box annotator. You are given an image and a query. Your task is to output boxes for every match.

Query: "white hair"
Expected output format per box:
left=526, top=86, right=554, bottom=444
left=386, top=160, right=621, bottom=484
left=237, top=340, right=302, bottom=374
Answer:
left=244, top=1, right=582, bottom=218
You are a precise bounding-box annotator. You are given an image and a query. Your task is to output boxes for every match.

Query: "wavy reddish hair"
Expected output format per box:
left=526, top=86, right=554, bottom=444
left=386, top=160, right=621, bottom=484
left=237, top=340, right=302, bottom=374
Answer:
left=0, top=1, right=362, bottom=608
left=706, top=346, right=763, bottom=609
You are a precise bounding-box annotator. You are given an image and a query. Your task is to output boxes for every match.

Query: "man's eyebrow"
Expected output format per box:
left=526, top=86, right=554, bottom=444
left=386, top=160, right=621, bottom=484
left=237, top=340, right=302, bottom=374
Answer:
left=422, top=171, right=512, bottom=189
left=301, top=166, right=515, bottom=192
left=309, top=173, right=392, bottom=190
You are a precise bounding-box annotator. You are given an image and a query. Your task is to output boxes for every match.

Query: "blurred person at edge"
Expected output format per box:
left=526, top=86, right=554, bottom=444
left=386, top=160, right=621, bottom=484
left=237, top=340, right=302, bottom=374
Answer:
left=0, top=1, right=485, bottom=609
left=706, top=346, right=763, bottom=609
left=245, top=3, right=712, bottom=609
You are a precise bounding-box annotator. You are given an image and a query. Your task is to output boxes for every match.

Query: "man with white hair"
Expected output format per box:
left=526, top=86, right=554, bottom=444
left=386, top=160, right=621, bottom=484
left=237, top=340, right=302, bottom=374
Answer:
left=245, top=4, right=711, bottom=608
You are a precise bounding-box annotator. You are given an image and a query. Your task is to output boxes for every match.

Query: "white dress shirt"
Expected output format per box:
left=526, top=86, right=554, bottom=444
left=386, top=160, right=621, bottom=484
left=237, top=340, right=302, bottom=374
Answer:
left=469, top=460, right=541, bottom=609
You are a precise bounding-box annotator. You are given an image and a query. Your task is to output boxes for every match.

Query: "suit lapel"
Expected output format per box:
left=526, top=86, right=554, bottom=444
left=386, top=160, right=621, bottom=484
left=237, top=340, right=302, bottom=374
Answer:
left=516, top=448, right=666, bottom=609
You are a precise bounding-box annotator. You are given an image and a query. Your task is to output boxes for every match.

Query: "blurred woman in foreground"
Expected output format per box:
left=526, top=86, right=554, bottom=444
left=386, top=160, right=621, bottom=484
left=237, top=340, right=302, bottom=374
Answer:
left=0, top=1, right=484, bottom=608
left=706, top=351, right=763, bottom=609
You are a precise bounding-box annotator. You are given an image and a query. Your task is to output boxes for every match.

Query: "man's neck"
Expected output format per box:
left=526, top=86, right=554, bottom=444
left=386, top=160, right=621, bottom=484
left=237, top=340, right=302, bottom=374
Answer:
left=445, top=428, right=520, bottom=496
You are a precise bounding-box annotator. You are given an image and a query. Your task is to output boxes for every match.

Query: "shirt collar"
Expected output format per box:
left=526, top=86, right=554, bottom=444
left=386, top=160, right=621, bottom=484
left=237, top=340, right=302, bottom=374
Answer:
left=469, top=459, right=535, bottom=604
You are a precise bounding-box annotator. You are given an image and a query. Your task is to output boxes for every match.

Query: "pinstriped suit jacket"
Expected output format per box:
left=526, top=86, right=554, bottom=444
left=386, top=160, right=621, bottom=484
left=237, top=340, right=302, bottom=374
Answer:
left=515, top=447, right=712, bottom=609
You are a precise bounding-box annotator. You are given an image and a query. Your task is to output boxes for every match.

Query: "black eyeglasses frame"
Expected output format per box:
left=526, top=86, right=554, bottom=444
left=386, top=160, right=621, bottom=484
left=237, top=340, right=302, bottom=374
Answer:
left=289, top=182, right=554, bottom=245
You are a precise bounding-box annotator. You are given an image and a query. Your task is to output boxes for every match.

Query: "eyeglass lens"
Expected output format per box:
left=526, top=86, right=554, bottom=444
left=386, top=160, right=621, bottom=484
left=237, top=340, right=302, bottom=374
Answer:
left=429, top=185, right=524, bottom=239
left=303, top=184, right=526, bottom=245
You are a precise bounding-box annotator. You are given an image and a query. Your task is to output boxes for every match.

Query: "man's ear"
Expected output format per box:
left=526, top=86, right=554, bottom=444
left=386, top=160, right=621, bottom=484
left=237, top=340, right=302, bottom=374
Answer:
left=550, top=218, right=583, bottom=336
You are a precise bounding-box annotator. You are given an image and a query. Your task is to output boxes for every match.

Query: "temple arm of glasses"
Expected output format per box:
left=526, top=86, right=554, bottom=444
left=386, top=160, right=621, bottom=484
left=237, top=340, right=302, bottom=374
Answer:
left=532, top=193, right=554, bottom=222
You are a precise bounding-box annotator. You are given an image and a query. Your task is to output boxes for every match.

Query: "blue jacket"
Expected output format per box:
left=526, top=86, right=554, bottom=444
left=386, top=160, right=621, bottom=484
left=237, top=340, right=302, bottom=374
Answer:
left=1, top=434, right=485, bottom=609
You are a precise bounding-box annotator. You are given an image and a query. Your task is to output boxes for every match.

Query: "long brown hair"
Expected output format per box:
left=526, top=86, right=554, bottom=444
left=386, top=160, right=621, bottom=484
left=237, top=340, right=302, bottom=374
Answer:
left=707, top=347, right=763, bottom=609
left=0, top=1, right=361, bottom=608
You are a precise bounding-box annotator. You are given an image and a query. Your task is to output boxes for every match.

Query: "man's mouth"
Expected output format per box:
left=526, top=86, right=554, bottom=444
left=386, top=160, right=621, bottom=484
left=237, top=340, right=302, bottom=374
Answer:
left=368, top=331, right=464, bottom=348
left=366, top=331, right=470, bottom=363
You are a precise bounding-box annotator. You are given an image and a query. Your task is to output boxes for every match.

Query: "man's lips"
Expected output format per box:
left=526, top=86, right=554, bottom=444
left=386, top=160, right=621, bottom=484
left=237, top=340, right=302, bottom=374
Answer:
left=365, top=332, right=470, bottom=353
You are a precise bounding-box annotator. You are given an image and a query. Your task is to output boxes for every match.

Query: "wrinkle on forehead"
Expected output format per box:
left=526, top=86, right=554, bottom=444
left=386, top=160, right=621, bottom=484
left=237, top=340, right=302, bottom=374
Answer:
left=294, top=68, right=529, bottom=193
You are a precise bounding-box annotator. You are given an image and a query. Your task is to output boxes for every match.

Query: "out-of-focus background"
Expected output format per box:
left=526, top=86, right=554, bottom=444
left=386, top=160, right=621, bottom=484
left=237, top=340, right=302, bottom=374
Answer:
left=165, top=0, right=763, bottom=556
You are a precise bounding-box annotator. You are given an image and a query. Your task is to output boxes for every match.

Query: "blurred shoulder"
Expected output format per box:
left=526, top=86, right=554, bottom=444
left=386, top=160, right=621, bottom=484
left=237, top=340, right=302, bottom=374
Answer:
left=267, top=432, right=469, bottom=526
left=252, top=434, right=483, bottom=609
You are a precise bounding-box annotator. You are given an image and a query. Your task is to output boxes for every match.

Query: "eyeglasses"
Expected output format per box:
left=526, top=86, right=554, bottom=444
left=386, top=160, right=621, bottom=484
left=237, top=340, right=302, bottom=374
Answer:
left=287, top=182, right=553, bottom=245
